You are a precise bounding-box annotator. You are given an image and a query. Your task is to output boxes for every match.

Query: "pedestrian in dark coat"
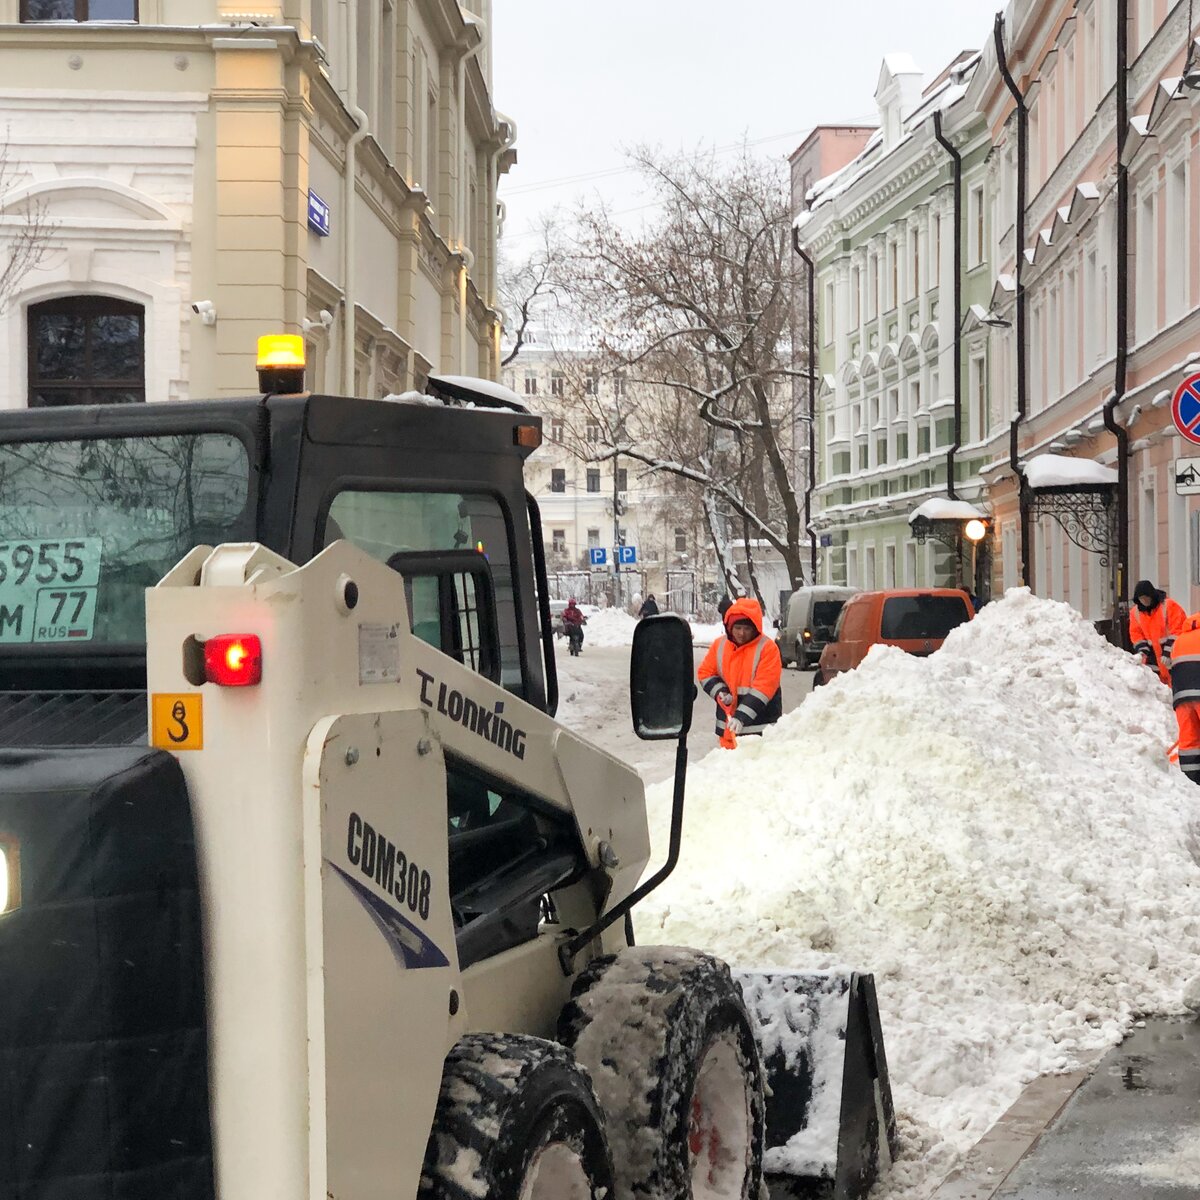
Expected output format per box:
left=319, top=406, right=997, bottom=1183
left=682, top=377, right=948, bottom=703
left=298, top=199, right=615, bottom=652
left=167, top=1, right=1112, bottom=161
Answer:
left=639, top=594, right=660, bottom=618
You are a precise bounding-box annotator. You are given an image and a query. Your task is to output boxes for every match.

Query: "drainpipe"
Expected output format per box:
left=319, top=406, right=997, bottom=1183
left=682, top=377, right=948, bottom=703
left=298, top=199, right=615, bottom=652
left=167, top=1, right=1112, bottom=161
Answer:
left=994, top=13, right=1032, bottom=588
left=341, top=0, right=369, bottom=393
left=486, top=113, right=516, bottom=373
left=455, top=15, right=486, bottom=373
left=1102, top=0, right=1131, bottom=615
left=457, top=14, right=486, bottom=250
left=931, top=110, right=962, bottom=503
left=791, top=226, right=818, bottom=586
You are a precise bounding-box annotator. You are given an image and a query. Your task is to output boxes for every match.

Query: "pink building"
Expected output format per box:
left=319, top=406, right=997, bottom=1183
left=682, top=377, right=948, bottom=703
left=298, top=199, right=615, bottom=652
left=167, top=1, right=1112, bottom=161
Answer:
left=789, top=125, right=877, bottom=217
left=976, top=0, right=1200, bottom=624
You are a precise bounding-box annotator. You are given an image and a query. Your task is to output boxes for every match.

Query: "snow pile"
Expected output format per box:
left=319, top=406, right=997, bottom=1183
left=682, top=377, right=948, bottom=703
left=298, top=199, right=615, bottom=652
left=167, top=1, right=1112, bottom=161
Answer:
left=690, top=621, right=726, bottom=646
left=1025, top=452, right=1118, bottom=490
left=638, top=589, right=1200, bottom=1198
left=583, top=607, right=640, bottom=647
left=908, top=498, right=987, bottom=524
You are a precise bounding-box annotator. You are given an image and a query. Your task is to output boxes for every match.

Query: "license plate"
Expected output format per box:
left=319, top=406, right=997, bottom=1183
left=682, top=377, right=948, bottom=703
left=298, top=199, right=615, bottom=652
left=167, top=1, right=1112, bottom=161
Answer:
left=0, top=538, right=102, bottom=644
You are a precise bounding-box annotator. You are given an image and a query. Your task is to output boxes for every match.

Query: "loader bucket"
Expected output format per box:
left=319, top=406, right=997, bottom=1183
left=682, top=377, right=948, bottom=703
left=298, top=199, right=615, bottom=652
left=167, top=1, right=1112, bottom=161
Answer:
left=734, top=970, right=898, bottom=1200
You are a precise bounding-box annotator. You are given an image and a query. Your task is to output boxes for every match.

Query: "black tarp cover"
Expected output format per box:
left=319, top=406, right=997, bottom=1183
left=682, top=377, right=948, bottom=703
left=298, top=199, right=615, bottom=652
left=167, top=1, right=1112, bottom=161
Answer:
left=0, top=747, right=214, bottom=1200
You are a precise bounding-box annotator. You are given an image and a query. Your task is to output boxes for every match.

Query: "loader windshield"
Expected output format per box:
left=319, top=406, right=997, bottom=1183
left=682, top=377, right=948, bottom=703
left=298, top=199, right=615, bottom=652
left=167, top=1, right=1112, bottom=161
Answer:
left=0, top=432, right=252, bottom=649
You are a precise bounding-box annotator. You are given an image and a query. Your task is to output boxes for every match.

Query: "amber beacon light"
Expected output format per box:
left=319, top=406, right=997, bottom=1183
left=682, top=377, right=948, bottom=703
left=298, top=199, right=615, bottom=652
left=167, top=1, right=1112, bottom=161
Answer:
left=257, top=334, right=307, bottom=395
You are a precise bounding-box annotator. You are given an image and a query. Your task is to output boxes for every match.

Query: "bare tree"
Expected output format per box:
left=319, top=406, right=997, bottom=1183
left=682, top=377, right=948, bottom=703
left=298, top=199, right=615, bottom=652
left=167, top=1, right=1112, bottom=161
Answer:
left=564, top=144, right=811, bottom=597
left=0, top=139, right=52, bottom=315
left=497, top=217, right=566, bottom=367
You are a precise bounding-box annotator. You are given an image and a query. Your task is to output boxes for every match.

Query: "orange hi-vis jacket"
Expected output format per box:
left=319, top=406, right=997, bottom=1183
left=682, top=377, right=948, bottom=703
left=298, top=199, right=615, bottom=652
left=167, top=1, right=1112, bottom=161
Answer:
left=1130, top=595, right=1186, bottom=685
left=1169, top=616, right=1200, bottom=786
left=697, top=597, right=783, bottom=736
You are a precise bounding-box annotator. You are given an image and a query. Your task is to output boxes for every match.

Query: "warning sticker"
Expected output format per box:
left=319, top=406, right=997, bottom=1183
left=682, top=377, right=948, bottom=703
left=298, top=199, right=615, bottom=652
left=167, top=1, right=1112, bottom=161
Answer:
left=151, top=693, right=204, bottom=751
left=358, top=622, right=402, bottom=685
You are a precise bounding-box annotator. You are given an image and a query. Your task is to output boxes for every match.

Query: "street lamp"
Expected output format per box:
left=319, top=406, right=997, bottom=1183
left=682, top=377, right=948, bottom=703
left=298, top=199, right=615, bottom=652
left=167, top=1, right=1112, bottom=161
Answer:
left=964, top=518, right=988, bottom=543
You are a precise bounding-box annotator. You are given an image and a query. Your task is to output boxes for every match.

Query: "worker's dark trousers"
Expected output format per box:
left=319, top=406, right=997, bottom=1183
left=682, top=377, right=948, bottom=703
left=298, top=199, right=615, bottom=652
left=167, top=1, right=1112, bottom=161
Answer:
left=1176, top=702, right=1200, bottom=786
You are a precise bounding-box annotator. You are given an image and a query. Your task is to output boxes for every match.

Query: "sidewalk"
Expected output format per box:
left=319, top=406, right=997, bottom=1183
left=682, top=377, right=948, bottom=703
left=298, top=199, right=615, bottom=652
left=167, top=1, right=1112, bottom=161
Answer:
left=933, top=1018, right=1200, bottom=1199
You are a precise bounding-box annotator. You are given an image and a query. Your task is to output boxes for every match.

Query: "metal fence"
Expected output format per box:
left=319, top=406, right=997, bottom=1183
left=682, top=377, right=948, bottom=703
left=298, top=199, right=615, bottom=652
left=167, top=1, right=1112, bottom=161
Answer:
left=547, top=570, right=646, bottom=608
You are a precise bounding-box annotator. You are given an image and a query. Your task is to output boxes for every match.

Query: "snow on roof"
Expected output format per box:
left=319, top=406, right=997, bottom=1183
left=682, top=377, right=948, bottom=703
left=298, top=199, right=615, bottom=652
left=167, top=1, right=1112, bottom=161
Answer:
left=426, top=373, right=527, bottom=410
left=881, top=51, right=922, bottom=77
left=908, top=498, right=987, bottom=524
left=799, top=55, right=976, bottom=222
left=639, top=588, right=1200, bottom=1194
left=1025, top=452, right=1118, bottom=490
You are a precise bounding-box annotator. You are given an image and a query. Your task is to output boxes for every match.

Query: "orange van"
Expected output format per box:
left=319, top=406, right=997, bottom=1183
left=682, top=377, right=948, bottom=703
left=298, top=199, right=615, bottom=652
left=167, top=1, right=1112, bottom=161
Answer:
left=815, top=588, right=974, bottom=684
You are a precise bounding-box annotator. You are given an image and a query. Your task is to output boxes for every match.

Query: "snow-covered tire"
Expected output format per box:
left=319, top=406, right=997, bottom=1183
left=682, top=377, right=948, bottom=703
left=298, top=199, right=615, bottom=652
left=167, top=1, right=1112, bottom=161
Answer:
left=558, top=947, right=766, bottom=1200
left=420, top=1033, right=614, bottom=1200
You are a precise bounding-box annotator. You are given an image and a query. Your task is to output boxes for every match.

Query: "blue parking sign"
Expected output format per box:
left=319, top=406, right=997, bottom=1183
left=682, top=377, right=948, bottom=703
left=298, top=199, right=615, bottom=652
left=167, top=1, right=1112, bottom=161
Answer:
left=617, top=546, right=637, bottom=565
left=588, top=547, right=608, bottom=566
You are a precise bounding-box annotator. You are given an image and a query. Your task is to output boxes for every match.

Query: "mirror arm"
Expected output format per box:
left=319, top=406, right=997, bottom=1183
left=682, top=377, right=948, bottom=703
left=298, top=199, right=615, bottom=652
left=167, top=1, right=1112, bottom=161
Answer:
left=558, top=737, right=689, bottom=976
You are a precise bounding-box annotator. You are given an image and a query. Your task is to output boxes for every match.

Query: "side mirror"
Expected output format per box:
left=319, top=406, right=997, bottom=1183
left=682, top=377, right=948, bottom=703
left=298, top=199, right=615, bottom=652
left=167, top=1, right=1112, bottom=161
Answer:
left=630, top=614, right=695, bottom=740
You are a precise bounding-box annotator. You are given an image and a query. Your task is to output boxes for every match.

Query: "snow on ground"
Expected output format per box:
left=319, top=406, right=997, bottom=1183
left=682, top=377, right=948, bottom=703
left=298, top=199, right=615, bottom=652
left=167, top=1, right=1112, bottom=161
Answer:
left=555, top=643, right=814, bottom=783
left=689, top=620, right=726, bottom=645
left=579, top=609, right=727, bottom=649
left=581, top=607, right=640, bottom=648
left=634, top=589, right=1200, bottom=1199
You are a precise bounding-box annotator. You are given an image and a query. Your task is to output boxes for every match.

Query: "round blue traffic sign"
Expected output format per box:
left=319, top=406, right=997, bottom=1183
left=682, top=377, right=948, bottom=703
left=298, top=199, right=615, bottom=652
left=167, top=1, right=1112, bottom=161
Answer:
left=1173, top=372, right=1200, bottom=446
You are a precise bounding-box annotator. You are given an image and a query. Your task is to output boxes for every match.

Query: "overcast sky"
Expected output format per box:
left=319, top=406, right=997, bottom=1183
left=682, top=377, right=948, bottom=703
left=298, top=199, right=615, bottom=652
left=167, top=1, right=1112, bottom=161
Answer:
left=492, top=0, right=1004, bottom=253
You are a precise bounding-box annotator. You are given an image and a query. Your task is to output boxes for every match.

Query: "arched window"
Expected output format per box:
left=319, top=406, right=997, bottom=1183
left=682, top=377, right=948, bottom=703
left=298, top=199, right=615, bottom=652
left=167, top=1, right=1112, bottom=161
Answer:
left=28, top=296, right=145, bottom=406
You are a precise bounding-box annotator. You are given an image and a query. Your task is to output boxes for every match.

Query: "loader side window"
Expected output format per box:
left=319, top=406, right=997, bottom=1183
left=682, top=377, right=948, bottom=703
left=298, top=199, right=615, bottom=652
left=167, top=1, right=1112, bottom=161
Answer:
left=385, top=549, right=500, bottom=682
left=325, top=489, right=521, bottom=689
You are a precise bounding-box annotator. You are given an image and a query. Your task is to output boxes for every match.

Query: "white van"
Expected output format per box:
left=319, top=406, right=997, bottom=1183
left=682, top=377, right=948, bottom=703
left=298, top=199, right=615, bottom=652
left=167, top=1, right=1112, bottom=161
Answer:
left=776, top=585, right=859, bottom=669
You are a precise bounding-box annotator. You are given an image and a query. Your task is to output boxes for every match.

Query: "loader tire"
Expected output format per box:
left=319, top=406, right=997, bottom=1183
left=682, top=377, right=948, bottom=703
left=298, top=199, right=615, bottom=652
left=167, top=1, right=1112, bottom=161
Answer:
left=559, top=948, right=766, bottom=1200
left=420, top=1033, right=614, bottom=1200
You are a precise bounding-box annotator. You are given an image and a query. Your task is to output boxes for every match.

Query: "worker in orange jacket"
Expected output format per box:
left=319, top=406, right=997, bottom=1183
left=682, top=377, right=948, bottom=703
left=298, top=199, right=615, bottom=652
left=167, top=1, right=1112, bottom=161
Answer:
left=1129, top=580, right=1186, bottom=686
left=1169, top=614, right=1200, bottom=787
left=697, top=597, right=783, bottom=740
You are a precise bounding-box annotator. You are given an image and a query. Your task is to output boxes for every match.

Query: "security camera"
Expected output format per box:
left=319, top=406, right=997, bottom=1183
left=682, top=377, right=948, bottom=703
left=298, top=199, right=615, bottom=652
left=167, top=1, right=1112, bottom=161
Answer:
left=303, top=309, right=336, bottom=334
left=190, top=300, right=217, bottom=326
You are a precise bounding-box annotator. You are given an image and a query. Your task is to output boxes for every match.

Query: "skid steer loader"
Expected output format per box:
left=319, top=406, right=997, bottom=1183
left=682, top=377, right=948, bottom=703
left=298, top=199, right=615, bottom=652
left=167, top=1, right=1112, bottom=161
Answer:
left=0, top=340, right=896, bottom=1200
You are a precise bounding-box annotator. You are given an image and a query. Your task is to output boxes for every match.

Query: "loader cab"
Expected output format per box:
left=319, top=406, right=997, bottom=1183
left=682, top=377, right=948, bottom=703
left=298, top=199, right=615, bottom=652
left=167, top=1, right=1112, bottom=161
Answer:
left=0, top=388, right=555, bottom=740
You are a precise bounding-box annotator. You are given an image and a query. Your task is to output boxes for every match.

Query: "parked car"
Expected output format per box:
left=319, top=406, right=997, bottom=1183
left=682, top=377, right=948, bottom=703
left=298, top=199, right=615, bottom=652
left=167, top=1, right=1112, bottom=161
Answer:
left=549, top=599, right=568, bottom=638
left=815, top=588, right=975, bottom=684
left=776, top=585, right=859, bottom=670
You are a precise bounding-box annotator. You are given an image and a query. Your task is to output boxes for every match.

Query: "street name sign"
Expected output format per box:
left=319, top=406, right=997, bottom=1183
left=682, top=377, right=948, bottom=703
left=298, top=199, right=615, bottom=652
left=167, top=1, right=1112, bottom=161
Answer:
left=1171, top=372, right=1200, bottom=446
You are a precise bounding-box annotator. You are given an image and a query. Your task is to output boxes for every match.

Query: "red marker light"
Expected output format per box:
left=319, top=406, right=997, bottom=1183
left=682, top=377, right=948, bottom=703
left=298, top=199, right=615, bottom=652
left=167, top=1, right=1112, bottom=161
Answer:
left=204, top=634, right=263, bottom=687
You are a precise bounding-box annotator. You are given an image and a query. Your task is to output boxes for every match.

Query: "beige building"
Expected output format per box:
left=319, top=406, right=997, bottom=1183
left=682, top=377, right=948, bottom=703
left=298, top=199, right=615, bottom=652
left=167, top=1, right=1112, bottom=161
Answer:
left=502, top=339, right=716, bottom=611
left=0, top=0, right=513, bottom=407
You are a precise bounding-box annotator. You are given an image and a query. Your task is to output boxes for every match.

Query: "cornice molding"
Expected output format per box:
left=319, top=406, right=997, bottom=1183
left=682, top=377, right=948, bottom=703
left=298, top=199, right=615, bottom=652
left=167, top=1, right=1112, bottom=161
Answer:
left=803, top=124, right=988, bottom=259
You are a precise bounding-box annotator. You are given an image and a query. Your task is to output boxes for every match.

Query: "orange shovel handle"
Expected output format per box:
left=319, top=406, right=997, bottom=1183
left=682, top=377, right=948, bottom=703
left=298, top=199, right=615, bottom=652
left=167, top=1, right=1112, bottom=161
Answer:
left=718, top=693, right=738, bottom=750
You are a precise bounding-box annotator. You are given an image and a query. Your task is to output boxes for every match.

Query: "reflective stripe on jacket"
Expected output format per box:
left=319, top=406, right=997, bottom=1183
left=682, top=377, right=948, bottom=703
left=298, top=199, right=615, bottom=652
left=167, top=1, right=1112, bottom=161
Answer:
left=1169, top=619, right=1200, bottom=709
left=697, top=596, right=783, bottom=735
left=1130, top=597, right=1186, bottom=683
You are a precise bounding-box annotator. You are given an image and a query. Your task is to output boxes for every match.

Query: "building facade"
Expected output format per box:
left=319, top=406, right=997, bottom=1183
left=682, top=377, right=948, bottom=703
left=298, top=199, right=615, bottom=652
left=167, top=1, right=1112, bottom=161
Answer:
left=798, top=51, right=998, bottom=596
left=800, top=0, right=1200, bottom=623
left=977, top=0, right=1200, bottom=620
left=502, top=340, right=715, bottom=612
left=0, top=0, right=512, bottom=407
